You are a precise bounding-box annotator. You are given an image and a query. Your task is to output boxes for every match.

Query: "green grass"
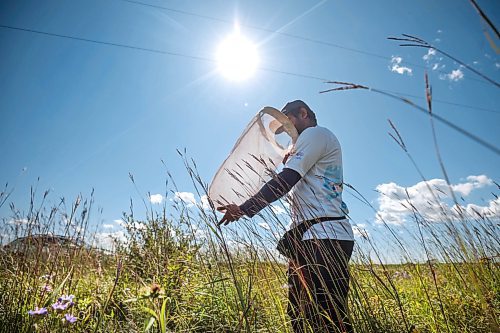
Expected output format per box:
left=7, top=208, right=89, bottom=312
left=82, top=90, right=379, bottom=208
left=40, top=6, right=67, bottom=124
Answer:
left=0, top=164, right=498, bottom=333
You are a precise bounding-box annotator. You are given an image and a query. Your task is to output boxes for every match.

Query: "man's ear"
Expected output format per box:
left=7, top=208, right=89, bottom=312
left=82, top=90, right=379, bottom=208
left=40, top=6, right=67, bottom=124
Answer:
left=299, top=107, right=308, bottom=119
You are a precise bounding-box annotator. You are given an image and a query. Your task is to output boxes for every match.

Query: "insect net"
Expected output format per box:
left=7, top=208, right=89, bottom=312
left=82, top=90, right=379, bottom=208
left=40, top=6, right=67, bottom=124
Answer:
left=208, top=107, right=298, bottom=207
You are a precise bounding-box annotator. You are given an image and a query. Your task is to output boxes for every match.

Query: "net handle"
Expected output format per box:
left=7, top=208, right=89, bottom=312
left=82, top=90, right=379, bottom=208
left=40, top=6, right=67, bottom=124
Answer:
left=259, top=107, right=299, bottom=146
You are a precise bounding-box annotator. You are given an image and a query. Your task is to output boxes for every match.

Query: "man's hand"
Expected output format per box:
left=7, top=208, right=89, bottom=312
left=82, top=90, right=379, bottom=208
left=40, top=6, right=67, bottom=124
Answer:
left=217, top=204, right=244, bottom=226
left=282, top=152, right=291, bottom=165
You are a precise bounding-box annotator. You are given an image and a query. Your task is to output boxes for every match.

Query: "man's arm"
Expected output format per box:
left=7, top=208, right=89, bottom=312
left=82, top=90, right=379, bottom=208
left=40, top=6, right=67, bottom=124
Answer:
left=217, top=168, right=301, bottom=225
left=240, top=168, right=301, bottom=217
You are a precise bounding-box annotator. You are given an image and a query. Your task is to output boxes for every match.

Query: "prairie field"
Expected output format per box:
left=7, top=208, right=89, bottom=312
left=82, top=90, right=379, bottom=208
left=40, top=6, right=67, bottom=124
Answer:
left=0, top=164, right=498, bottom=333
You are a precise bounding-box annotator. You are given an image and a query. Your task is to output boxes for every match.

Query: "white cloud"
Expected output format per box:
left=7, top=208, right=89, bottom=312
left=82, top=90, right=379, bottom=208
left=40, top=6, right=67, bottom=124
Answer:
left=170, top=192, right=215, bottom=210
left=114, top=219, right=125, bottom=227
left=92, top=231, right=127, bottom=251
left=149, top=194, right=164, bottom=204
left=431, top=63, right=444, bottom=71
left=439, top=69, right=464, bottom=82
left=495, top=63, right=500, bottom=69
left=375, top=175, right=496, bottom=225
left=449, top=69, right=464, bottom=81
left=390, top=56, right=412, bottom=75
left=199, top=195, right=212, bottom=210
left=452, top=175, right=492, bottom=196
left=423, top=48, right=436, bottom=61
left=173, top=192, right=197, bottom=206
left=111, top=219, right=144, bottom=230
left=8, top=218, right=29, bottom=225
left=455, top=197, right=500, bottom=219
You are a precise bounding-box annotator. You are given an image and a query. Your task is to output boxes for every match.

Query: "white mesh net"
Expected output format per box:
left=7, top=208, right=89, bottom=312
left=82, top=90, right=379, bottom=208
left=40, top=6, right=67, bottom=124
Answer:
left=208, top=107, right=298, bottom=207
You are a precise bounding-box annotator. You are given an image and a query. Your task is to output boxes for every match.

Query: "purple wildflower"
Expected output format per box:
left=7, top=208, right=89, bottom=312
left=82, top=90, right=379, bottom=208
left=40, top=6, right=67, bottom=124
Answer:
left=63, top=313, right=77, bottom=324
left=52, top=294, right=75, bottom=312
left=59, top=294, right=75, bottom=303
left=52, top=301, right=66, bottom=312
left=51, top=300, right=73, bottom=312
left=28, top=307, right=48, bottom=317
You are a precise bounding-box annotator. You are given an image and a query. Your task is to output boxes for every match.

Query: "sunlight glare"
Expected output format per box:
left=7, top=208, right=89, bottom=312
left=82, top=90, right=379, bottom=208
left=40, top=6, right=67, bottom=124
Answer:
left=216, top=31, right=259, bottom=81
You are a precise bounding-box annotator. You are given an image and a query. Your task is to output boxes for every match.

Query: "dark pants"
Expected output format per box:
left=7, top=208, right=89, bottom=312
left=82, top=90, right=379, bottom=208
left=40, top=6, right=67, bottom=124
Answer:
left=287, top=239, right=354, bottom=333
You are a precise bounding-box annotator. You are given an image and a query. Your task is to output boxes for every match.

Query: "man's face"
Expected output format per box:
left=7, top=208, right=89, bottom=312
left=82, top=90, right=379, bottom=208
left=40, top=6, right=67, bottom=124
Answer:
left=286, top=108, right=308, bottom=134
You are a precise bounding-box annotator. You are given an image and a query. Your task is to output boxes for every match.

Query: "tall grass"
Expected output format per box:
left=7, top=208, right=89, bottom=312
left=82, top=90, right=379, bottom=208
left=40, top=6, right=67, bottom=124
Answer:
left=0, top=147, right=498, bottom=332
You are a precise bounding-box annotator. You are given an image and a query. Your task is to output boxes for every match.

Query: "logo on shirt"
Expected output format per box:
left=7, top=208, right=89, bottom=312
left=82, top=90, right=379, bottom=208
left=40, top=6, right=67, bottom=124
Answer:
left=322, top=166, right=343, bottom=200
left=293, top=151, right=304, bottom=160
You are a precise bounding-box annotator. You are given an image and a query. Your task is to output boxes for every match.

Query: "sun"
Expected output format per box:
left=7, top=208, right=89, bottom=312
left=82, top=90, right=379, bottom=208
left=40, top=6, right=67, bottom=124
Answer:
left=216, top=31, right=259, bottom=81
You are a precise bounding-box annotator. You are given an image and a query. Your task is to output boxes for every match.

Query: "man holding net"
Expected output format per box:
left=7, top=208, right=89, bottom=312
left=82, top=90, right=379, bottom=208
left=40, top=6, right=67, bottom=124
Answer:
left=218, top=100, right=354, bottom=333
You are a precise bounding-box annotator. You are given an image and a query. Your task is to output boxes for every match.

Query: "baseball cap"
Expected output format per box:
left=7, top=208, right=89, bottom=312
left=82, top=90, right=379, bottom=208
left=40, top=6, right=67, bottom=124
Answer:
left=281, top=100, right=312, bottom=115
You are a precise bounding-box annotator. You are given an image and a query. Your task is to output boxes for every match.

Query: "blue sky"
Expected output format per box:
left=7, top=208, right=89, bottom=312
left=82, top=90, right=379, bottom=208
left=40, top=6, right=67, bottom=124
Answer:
left=1, top=0, right=499, bottom=257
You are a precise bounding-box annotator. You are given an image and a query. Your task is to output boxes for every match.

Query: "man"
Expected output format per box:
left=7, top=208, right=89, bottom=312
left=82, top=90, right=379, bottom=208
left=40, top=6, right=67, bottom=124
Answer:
left=218, top=100, right=354, bottom=333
